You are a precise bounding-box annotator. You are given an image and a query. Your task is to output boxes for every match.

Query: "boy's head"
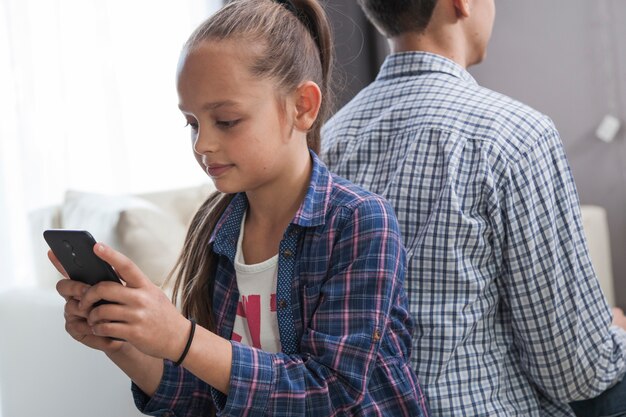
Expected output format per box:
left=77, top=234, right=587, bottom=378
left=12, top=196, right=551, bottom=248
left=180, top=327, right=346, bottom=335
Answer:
left=356, top=0, right=439, bottom=38
left=359, top=0, right=495, bottom=68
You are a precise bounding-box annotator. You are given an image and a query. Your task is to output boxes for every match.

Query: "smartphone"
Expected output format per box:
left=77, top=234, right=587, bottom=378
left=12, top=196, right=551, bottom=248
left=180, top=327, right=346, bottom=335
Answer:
left=43, top=229, right=121, bottom=286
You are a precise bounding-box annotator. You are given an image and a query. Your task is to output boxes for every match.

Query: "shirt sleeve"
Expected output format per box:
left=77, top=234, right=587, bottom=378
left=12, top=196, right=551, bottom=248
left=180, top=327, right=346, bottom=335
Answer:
left=501, top=122, right=626, bottom=400
left=131, top=360, right=214, bottom=417
left=212, top=197, right=420, bottom=416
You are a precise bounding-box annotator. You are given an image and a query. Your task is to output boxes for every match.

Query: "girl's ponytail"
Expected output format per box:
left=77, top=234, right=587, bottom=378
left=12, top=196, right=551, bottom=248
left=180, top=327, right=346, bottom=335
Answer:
left=290, top=0, right=334, bottom=153
left=168, top=192, right=234, bottom=331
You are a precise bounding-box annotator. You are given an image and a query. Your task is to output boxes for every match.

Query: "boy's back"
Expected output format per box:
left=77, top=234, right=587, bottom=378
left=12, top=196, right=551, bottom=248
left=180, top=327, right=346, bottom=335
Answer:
left=322, top=50, right=626, bottom=416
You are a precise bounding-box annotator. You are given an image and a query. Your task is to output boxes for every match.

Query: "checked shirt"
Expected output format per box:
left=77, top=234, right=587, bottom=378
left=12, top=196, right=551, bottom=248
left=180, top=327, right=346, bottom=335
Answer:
left=322, top=51, right=626, bottom=416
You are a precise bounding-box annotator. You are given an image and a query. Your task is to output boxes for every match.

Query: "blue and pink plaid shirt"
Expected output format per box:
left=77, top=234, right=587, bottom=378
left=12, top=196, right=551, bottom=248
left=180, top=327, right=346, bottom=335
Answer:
left=132, top=151, right=430, bottom=417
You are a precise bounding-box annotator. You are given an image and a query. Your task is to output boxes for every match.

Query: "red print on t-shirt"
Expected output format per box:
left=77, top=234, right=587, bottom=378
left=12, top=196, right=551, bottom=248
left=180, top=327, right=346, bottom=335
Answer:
left=236, top=295, right=261, bottom=348
left=232, top=293, right=278, bottom=349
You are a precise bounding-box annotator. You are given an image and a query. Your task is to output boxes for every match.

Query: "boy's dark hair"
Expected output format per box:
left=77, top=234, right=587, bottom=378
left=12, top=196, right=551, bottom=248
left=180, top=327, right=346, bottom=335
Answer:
left=357, top=0, right=439, bottom=37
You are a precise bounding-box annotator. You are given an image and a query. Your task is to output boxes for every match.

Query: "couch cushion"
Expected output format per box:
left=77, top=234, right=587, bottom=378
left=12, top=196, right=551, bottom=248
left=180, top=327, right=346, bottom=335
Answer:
left=61, top=190, right=159, bottom=250
left=580, top=205, right=615, bottom=306
left=54, top=186, right=212, bottom=288
left=115, top=205, right=185, bottom=287
left=138, top=183, right=215, bottom=226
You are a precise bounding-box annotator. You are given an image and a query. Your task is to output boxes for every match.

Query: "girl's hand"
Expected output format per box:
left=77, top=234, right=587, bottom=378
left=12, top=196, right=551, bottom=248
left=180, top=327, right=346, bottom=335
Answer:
left=78, top=243, right=190, bottom=362
left=50, top=250, right=126, bottom=354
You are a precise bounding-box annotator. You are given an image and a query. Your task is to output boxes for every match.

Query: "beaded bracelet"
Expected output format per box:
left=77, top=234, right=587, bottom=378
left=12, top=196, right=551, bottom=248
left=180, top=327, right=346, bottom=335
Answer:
left=174, top=319, right=196, bottom=367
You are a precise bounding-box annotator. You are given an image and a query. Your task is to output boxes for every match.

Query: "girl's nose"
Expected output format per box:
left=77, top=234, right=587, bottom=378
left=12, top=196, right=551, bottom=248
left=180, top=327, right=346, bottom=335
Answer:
left=193, top=127, right=218, bottom=154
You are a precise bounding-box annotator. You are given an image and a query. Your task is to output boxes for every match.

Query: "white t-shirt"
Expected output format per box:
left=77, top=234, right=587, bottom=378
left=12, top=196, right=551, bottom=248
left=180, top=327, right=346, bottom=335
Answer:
left=231, top=212, right=281, bottom=353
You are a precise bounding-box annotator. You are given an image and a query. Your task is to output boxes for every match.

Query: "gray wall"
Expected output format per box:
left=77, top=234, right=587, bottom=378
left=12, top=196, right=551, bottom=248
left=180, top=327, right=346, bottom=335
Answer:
left=325, top=0, right=386, bottom=110
left=469, top=0, right=626, bottom=307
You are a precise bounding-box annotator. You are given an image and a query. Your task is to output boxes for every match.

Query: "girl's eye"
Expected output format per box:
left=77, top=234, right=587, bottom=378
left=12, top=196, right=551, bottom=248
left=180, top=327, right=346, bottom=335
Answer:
left=216, top=119, right=240, bottom=129
left=185, top=121, right=199, bottom=131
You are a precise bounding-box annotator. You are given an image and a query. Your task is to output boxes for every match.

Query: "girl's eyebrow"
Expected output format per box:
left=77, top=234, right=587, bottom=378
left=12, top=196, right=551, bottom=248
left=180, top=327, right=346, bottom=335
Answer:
left=178, top=100, right=239, bottom=112
left=202, top=100, right=239, bottom=111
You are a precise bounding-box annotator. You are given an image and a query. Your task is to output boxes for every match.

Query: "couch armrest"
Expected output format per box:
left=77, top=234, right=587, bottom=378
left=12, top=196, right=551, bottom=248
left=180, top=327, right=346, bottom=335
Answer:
left=580, top=205, right=615, bottom=306
left=0, top=288, right=143, bottom=417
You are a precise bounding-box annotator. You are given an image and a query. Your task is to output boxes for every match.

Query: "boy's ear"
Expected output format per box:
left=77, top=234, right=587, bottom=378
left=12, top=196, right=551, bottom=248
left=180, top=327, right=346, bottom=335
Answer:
left=293, top=81, right=322, bottom=132
left=452, top=0, right=471, bottom=18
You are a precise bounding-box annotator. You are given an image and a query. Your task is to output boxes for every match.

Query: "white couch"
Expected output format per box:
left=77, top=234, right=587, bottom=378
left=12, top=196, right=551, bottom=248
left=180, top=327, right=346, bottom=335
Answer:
left=0, top=184, right=214, bottom=417
left=0, top=189, right=616, bottom=417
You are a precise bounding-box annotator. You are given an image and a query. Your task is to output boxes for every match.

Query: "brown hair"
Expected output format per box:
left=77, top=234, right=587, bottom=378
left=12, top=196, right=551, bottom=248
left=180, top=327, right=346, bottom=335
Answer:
left=169, top=0, right=334, bottom=331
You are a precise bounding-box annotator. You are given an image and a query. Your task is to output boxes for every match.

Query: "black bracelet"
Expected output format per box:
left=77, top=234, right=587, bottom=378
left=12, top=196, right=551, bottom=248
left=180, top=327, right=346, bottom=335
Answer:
left=174, top=319, right=196, bottom=367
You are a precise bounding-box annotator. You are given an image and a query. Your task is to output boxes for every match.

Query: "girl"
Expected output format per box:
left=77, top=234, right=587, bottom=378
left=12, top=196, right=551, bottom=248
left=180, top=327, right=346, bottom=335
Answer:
left=52, top=0, right=429, bottom=415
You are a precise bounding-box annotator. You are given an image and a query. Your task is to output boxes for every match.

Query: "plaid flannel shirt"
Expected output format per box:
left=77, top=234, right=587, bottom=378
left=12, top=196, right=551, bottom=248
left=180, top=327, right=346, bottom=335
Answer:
left=321, top=51, right=626, bottom=416
left=132, top=151, right=430, bottom=417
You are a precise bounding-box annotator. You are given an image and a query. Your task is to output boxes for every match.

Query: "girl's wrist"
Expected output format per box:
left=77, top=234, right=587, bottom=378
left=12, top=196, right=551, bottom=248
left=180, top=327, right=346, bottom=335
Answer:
left=166, top=315, right=196, bottom=363
left=105, top=341, right=165, bottom=397
left=104, top=338, right=135, bottom=360
left=173, top=319, right=196, bottom=367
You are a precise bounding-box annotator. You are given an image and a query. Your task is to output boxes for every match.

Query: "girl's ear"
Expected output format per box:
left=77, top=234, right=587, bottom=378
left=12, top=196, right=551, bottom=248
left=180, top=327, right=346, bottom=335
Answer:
left=293, top=81, right=322, bottom=132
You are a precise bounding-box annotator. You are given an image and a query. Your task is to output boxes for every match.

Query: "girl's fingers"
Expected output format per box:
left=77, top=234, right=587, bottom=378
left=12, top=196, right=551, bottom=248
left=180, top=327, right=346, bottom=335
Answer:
left=56, top=275, right=89, bottom=300
left=64, top=313, right=126, bottom=349
left=93, top=243, right=150, bottom=289
left=65, top=315, right=92, bottom=338
left=87, top=302, right=134, bottom=326
left=91, top=320, right=129, bottom=340
left=65, top=297, right=89, bottom=319
left=78, top=280, right=131, bottom=311
left=48, top=250, right=70, bottom=279
left=64, top=302, right=99, bottom=341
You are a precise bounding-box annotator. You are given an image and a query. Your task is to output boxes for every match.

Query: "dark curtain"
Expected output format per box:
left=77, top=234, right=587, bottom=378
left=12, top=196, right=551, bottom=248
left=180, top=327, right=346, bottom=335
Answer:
left=323, top=0, right=388, bottom=113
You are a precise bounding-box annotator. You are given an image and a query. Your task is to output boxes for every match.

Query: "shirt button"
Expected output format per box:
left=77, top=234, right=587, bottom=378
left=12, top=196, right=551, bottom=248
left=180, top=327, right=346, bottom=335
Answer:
left=278, top=299, right=287, bottom=309
left=372, top=329, right=381, bottom=342
left=282, top=249, right=293, bottom=258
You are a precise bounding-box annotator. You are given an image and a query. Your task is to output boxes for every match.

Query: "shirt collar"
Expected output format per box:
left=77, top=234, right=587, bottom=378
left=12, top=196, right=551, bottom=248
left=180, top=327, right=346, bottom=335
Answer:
left=210, top=150, right=332, bottom=254
left=376, top=51, right=477, bottom=85
left=292, top=150, right=332, bottom=228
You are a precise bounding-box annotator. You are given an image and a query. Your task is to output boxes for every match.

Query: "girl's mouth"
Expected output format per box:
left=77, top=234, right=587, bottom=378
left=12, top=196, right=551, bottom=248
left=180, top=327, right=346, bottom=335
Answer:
left=207, top=164, right=233, bottom=177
